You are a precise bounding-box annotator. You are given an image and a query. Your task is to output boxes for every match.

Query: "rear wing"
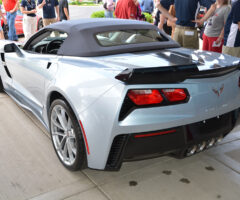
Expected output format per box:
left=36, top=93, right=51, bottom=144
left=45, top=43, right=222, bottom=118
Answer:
left=115, top=63, right=240, bottom=84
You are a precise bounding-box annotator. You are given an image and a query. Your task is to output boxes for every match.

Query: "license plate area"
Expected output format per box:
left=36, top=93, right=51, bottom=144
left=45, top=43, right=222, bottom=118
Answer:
left=186, top=112, right=232, bottom=142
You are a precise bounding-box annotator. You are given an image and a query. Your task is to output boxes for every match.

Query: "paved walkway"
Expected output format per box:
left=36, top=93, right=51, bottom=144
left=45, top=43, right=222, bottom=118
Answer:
left=1, top=93, right=240, bottom=200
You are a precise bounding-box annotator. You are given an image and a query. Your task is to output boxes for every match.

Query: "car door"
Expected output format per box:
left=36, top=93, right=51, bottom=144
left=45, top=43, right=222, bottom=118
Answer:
left=4, top=51, right=56, bottom=119
left=3, top=30, right=67, bottom=121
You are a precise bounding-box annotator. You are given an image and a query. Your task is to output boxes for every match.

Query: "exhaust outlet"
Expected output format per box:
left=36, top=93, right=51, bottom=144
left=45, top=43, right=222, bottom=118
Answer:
left=206, top=138, right=215, bottom=148
left=217, top=135, right=223, bottom=143
left=186, top=145, right=197, bottom=156
left=196, top=141, right=206, bottom=152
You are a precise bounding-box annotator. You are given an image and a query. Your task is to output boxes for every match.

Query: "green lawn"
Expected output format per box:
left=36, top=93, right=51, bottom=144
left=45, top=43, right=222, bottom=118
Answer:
left=70, top=0, right=102, bottom=6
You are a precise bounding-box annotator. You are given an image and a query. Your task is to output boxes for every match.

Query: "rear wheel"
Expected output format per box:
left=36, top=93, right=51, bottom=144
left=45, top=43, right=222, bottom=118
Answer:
left=49, top=99, right=86, bottom=171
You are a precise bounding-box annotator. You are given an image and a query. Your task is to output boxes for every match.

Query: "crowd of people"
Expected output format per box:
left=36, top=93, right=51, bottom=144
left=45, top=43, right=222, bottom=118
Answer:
left=0, top=0, right=70, bottom=42
left=109, top=0, right=240, bottom=58
left=0, top=0, right=239, bottom=58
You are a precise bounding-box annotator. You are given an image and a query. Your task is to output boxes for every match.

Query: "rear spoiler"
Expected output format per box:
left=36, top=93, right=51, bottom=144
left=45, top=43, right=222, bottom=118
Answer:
left=115, top=63, right=240, bottom=84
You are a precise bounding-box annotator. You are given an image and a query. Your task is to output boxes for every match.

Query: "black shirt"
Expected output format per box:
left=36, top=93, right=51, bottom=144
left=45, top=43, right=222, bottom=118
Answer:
left=59, top=0, right=69, bottom=21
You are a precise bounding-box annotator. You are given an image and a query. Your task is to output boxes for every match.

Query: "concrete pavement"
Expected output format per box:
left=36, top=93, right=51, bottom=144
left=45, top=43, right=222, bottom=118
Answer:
left=1, top=92, right=240, bottom=200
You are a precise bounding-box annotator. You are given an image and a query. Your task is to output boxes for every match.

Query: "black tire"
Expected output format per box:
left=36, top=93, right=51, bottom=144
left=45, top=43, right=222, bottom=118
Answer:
left=37, top=18, right=43, bottom=31
left=49, top=99, right=87, bottom=171
left=2, top=24, right=8, bottom=39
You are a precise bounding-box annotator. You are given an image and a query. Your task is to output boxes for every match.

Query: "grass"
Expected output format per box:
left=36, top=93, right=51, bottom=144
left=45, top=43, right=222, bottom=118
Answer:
left=70, top=0, right=102, bottom=6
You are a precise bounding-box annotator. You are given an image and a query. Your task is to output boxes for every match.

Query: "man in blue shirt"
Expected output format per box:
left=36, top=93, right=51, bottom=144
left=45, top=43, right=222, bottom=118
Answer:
left=156, top=0, right=215, bottom=49
left=141, top=0, right=154, bottom=14
left=38, top=0, right=59, bottom=27
left=222, top=0, right=240, bottom=57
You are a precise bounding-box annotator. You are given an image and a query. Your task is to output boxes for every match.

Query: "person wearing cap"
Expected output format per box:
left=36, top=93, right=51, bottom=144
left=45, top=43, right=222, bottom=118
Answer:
left=156, top=0, right=216, bottom=49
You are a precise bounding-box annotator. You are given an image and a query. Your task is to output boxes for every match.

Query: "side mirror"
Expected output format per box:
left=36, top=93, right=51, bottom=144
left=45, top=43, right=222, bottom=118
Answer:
left=4, top=43, right=24, bottom=57
left=4, top=43, right=17, bottom=53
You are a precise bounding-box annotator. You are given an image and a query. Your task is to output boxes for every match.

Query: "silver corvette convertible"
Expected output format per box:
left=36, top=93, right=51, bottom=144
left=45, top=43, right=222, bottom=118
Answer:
left=0, top=19, right=240, bottom=171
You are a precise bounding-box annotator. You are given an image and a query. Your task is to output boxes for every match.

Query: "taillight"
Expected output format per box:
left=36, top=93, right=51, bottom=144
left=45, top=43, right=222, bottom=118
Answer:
left=127, top=89, right=163, bottom=105
left=162, top=89, right=187, bottom=102
left=120, top=88, right=189, bottom=120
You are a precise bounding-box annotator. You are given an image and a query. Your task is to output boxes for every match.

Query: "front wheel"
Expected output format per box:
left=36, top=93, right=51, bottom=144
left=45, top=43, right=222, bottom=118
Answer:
left=49, top=99, right=86, bottom=171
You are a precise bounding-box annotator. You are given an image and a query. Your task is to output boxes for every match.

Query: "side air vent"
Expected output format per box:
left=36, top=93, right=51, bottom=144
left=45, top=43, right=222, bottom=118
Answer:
left=105, top=135, right=129, bottom=171
left=4, top=66, right=12, bottom=78
left=1, top=53, right=5, bottom=62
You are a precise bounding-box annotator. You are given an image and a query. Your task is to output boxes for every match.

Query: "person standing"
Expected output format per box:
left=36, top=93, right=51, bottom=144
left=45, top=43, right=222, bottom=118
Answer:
left=0, top=5, right=7, bottom=39
left=156, top=0, right=216, bottom=49
left=103, top=0, right=115, bottom=18
left=20, top=0, right=37, bottom=41
left=222, top=0, right=240, bottom=57
left=2, top=0, right=18, bottom=41
left=195, top=0, right=230, bottom=53
left=115, top=0, right=137, bottom=19
left=37, top=0, right=60, bottom=26
left=153, top=0, right=172, bottom=35
left=141, top=0, right=154, bottom=14
left=167, top=5, right=176, bottom=38
left=59, top=0, right=69, bottom=21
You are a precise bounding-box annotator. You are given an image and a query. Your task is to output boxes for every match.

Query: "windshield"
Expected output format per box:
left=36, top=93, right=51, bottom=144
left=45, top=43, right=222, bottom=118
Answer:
left=95, top=29, right=168, bottom=47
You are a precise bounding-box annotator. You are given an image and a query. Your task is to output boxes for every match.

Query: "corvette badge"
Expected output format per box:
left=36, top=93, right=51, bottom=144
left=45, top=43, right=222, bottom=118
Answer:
left=212, top=84, right=224, bottom=97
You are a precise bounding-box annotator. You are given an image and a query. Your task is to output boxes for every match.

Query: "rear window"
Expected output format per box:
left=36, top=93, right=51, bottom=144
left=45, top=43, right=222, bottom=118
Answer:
left=95, top=29, right=168, bottom=47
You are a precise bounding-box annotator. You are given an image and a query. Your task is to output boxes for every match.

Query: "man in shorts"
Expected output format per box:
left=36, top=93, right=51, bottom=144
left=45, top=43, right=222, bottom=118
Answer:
left=38, top=0, right=60, bottom=26
left=156, top=0, right=215, bottom=49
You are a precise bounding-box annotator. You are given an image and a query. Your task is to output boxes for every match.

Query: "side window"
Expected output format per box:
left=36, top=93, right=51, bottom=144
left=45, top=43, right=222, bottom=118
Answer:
left=25, top=30, right=68, bottom=55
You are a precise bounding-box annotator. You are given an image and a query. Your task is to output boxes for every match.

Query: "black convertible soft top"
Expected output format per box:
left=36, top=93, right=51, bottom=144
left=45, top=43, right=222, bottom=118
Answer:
left=29, top=18, right=180, bottom=57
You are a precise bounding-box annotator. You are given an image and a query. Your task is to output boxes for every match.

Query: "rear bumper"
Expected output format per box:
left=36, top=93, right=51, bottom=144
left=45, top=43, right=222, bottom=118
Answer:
left=105, top=109, right=239, bottom=171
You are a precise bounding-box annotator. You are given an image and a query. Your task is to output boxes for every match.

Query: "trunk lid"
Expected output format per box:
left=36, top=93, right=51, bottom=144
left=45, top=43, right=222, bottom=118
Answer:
left=99, top=48, right=240, bottom=84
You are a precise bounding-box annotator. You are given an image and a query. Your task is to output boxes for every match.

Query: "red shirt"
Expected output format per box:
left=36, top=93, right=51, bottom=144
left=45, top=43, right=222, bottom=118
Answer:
left=115, top=0, right=137, bottom=19
left=3, top=0, right=17, bottom=12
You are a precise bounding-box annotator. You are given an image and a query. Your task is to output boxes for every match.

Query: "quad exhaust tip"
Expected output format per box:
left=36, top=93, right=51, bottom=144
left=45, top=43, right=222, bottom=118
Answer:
left=186, top=135, right=223, bottom=157
left=196, top=141, right=206, bottom=152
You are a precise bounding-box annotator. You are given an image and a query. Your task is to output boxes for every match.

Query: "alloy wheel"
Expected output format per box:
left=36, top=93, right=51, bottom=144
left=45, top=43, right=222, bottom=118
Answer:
left=50, top=104, right=77, bottom=166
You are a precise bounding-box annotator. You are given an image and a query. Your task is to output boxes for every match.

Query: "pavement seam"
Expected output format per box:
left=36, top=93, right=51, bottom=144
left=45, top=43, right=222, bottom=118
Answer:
left=60, top=186, right=98, bottom=200
left=211, top=156, right=240, bottom=175
left=81, top=171, right=112, bottom=200
left=27, top=178, right=95, bottom=200
left=217, top=138, right=240, bottom=146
